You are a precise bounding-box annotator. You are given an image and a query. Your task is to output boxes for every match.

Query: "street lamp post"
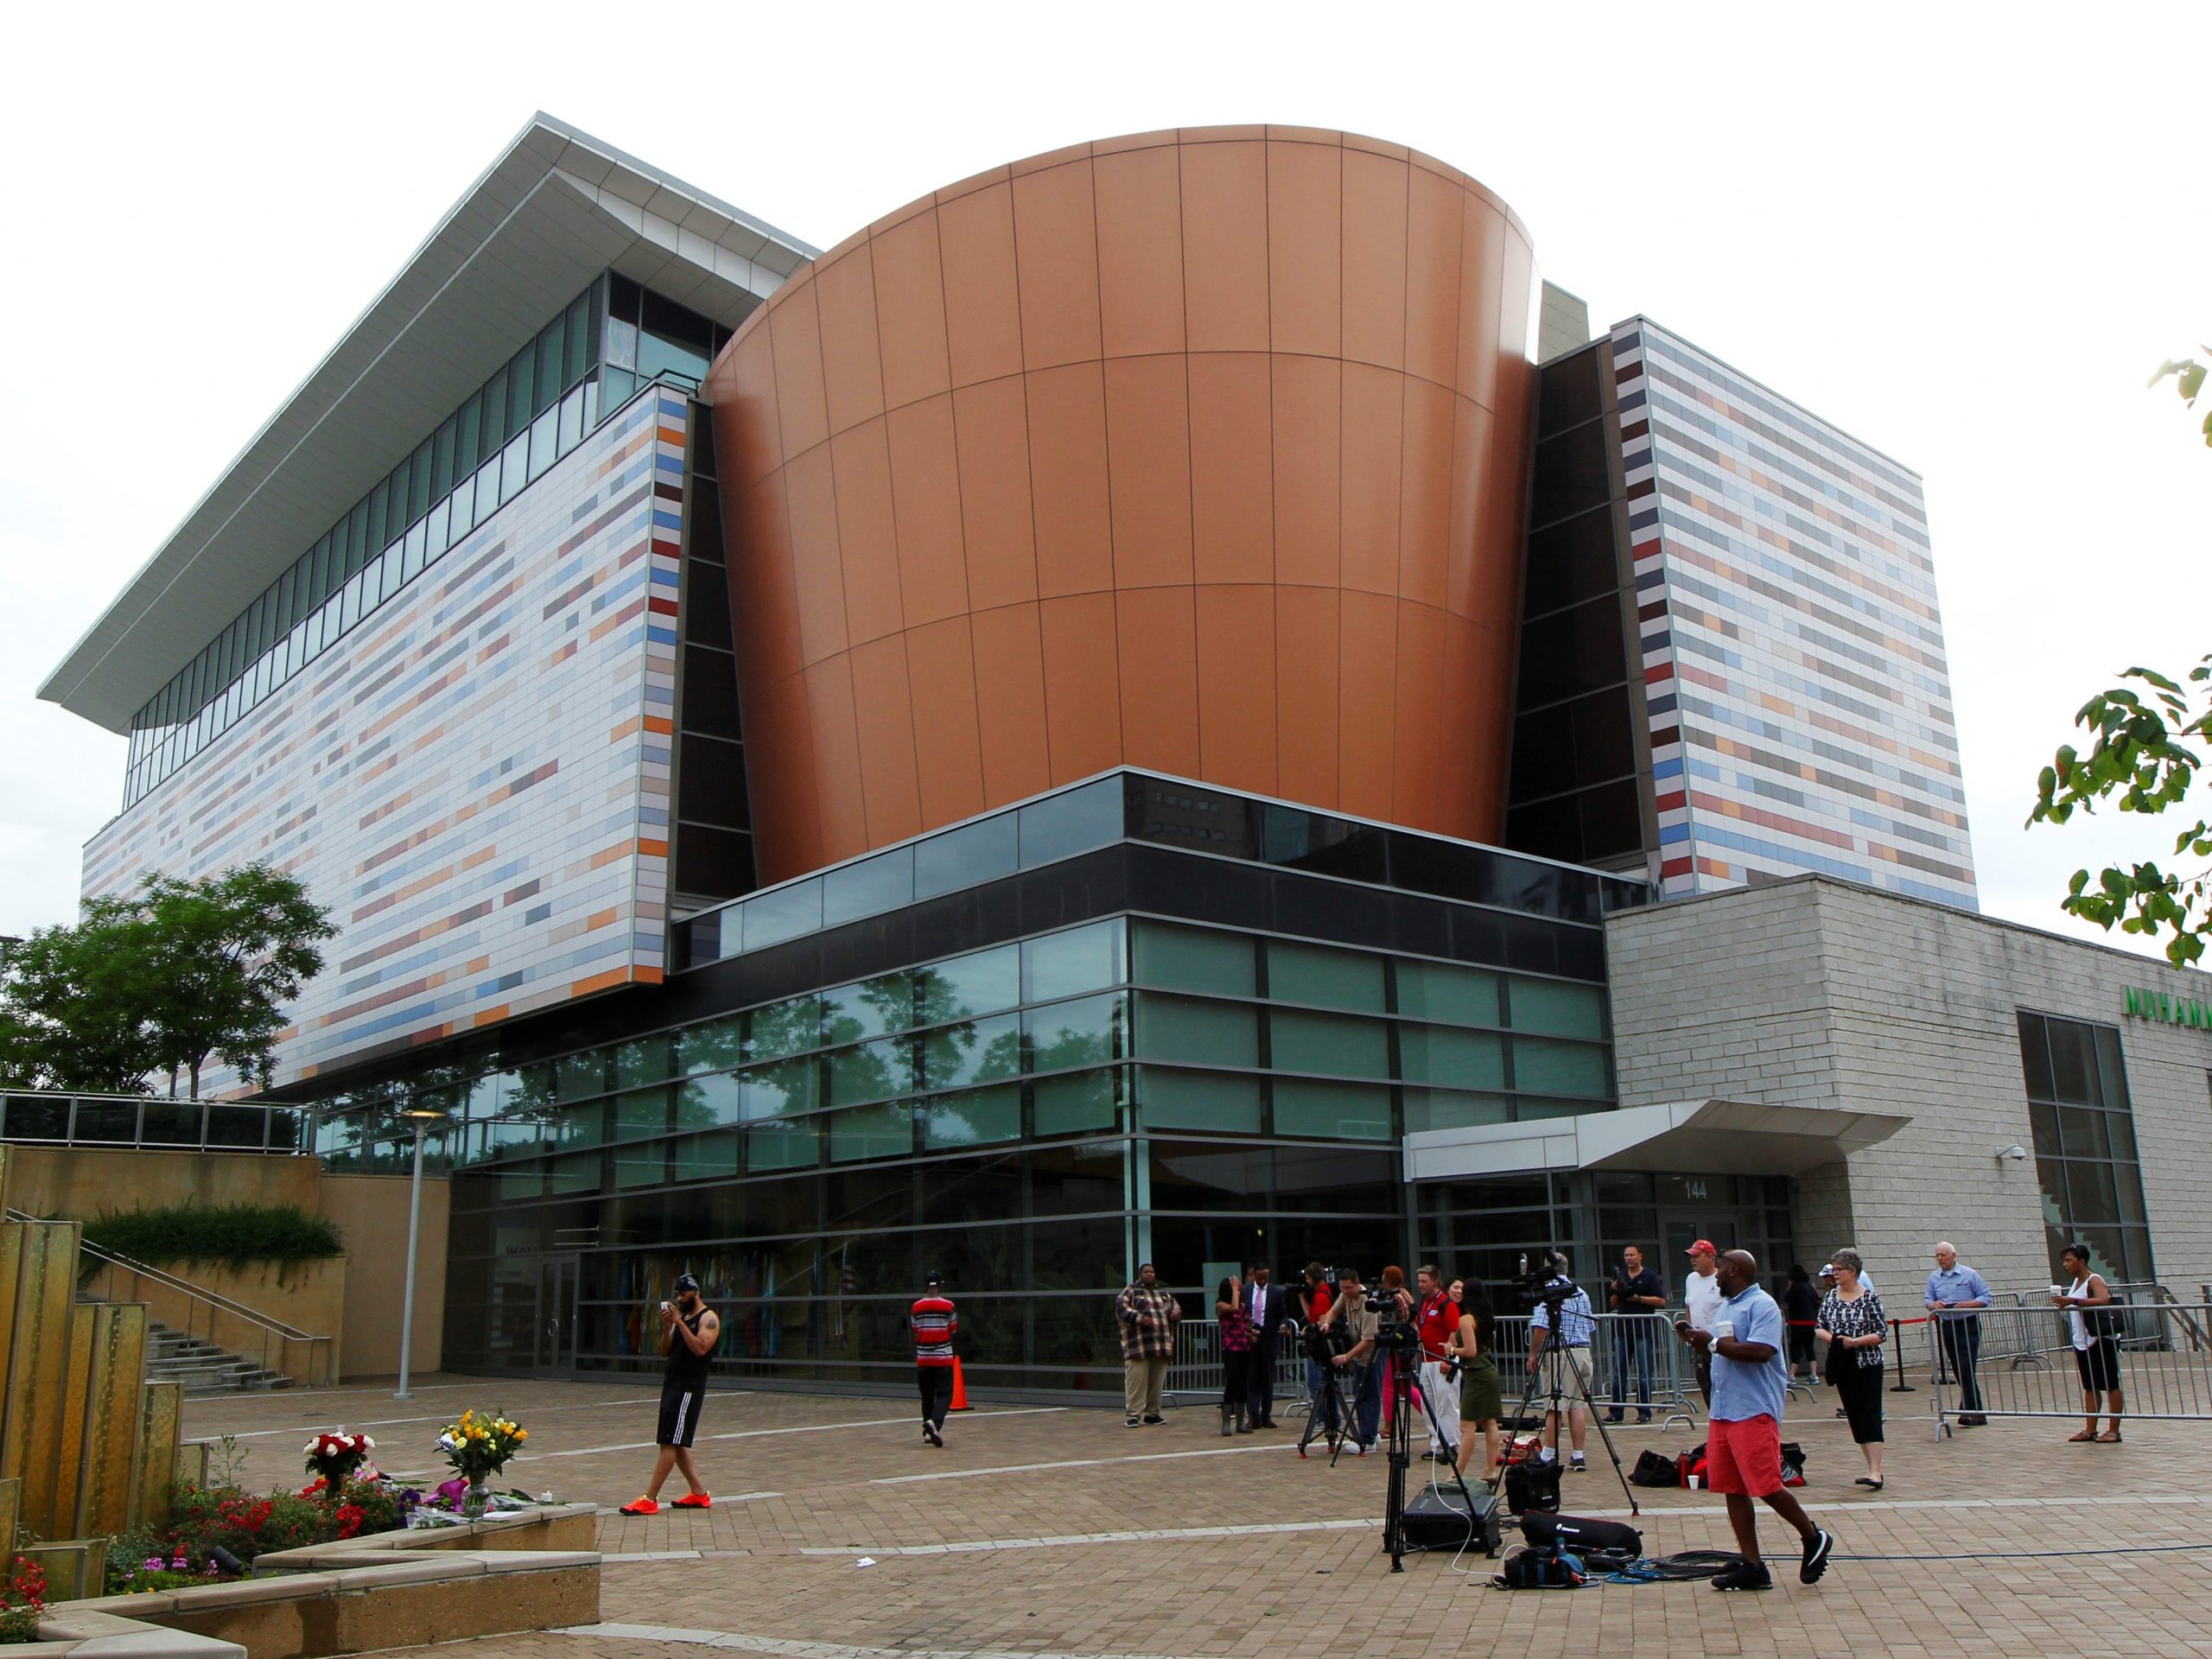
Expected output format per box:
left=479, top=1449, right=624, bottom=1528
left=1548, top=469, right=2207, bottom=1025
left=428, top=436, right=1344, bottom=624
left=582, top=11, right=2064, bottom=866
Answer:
left=394, top=1108, right=447, bottom=1401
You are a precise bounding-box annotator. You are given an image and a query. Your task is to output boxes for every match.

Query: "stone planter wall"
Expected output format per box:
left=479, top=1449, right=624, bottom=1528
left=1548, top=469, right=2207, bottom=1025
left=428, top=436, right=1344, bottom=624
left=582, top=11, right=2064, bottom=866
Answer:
left=35, top=1503, right=599, bottom=1658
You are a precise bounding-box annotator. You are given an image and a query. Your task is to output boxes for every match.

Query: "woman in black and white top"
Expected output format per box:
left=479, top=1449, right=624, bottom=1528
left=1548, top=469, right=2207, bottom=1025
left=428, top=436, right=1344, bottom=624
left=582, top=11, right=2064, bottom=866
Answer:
left=1816, top=1248, right=1888, bottom=1489
left=2052, top=1241, right=2124, bottom=1443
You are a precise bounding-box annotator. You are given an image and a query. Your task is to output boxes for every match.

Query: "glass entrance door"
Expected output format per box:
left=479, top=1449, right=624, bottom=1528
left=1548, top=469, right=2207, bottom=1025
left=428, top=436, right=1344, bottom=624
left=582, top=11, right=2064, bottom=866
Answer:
left=535, top=1255, right=579, bottom=1374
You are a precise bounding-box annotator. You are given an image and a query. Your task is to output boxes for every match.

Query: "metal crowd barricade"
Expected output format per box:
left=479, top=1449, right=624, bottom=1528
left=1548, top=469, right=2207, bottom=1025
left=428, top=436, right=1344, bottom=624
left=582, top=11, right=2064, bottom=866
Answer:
left=1477, top=1311, right=1700, bottom=1429
left=1926, top=1295, right=2212, bottom=1437
left=1160, top=1318, right=1309, bottom=1413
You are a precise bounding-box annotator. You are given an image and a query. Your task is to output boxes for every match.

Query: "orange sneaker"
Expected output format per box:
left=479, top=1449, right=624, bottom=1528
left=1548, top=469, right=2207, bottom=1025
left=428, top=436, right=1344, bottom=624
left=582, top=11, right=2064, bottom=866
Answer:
left=618, top=1497, right=661, bottom=1516
left=672, top=1492, right=712, bottom=1509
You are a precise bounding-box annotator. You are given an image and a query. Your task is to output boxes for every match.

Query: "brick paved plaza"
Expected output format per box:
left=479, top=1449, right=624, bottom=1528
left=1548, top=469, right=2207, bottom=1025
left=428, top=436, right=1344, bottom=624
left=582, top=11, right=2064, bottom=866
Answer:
left=185, top=1374, right=2212, bottom=1658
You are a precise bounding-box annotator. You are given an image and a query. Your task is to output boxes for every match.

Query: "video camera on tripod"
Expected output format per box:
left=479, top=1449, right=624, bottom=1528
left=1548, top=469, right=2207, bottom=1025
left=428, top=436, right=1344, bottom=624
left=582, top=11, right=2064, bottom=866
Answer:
left=1511, top=1251, right=1580, bottom=1319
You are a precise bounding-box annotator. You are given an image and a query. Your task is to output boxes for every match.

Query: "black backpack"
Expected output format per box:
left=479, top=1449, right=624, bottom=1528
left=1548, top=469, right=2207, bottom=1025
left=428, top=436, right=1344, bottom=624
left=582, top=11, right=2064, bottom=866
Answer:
left=1493, top=1541, right=1586, bottom=1589
left=1630, top=1449, right=1679, bottom=1488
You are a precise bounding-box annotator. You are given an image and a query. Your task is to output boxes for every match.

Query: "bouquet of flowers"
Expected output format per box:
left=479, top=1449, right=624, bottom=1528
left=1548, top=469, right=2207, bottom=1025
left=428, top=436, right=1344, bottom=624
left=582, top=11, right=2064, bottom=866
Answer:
left=435, top=1409, right=526, bottom=1485
left=302, top=1430, right=375, bottom=1497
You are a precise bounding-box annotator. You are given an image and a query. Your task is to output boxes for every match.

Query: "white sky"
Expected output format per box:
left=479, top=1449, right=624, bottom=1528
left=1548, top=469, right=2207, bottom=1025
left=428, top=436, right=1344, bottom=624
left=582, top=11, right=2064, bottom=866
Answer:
left=3, top=3, right=2206, bottom=959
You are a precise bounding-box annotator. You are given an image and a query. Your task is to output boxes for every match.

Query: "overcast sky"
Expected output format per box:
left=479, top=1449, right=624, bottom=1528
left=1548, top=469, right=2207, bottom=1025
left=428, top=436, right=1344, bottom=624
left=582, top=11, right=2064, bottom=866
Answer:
left=3, top=3, right=2206, bottom=960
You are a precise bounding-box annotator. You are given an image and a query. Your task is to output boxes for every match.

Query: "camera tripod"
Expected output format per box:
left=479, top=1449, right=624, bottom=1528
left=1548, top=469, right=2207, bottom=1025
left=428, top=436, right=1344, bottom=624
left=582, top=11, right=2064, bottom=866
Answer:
left=1296, top=1338, right=1355, bottom=1461
left=1379, top=1339, right=1478, bottom=1571
left=1497, top=1319, right=1640, bottom=1520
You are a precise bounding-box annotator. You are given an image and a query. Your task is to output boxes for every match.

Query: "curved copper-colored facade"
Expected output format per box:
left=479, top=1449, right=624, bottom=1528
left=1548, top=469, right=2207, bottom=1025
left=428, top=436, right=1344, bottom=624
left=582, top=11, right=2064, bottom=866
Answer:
left=707, top=126, right=1535, bottom=884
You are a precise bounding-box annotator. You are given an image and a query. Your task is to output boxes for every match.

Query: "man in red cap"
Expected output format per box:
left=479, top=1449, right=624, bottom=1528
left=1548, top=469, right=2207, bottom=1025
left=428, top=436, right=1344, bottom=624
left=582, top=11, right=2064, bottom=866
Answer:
left=1683, top=1240, right=1722, bottom=1407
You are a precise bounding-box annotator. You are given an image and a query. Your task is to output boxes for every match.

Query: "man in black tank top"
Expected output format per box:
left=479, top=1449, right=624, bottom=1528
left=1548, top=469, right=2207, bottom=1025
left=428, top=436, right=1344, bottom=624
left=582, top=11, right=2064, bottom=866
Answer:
left=620, top=1274, right=720, bottom=1515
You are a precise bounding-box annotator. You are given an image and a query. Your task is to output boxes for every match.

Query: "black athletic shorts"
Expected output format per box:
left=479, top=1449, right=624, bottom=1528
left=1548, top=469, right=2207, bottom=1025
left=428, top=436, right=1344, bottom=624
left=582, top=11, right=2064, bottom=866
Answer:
left=658, top=1376, right=705, bottom=1447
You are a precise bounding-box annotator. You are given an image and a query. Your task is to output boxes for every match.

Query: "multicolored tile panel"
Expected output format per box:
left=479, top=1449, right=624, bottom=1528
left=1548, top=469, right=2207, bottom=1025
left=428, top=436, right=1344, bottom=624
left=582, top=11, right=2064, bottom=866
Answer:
left=1612, top=320, right=1979, bottom=906
left=81, top=391, right=691, bottom=1087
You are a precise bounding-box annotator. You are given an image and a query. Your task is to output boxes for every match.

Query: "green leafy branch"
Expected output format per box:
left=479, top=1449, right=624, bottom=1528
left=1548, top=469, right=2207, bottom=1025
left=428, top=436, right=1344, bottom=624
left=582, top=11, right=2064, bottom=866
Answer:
left=2028, top=658, right=2212, bottom=966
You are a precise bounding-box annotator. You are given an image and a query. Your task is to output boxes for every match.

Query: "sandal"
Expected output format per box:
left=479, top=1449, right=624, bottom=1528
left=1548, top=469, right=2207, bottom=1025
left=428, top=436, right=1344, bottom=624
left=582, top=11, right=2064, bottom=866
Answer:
left=2068, top=1429, right=2098, bottom=1442
left=2096, top=1429, right=2123, bottom=1443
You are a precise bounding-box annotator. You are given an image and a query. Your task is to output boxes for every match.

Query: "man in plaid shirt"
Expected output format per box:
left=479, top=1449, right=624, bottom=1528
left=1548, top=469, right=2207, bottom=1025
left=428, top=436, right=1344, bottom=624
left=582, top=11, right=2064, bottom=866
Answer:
left=1116, top=1262, right=1182, bottom=1426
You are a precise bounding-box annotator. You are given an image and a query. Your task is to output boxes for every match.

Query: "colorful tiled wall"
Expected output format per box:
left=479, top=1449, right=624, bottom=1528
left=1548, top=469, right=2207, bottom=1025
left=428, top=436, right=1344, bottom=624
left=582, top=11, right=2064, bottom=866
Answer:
left=1613, top=321, right=1978, bottom=906
left=82, top=391, right=690, bottom=1087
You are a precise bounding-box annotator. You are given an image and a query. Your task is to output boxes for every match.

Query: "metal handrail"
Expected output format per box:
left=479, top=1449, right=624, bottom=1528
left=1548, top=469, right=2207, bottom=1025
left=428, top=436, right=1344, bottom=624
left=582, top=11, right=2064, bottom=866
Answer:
left=8, top=1205, right=336, bottom=1387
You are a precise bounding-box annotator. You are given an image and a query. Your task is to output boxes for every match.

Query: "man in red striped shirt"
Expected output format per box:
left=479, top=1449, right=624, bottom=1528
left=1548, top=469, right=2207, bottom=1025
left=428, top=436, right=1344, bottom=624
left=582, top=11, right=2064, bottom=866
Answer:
left=911, top=1272, right=958, bottom=1447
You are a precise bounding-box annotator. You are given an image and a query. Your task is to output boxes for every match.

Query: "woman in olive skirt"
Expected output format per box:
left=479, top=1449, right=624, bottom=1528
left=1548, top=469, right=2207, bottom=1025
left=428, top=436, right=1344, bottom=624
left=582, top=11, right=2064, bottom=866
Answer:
left=1452, top=1278, right=1504, bottom=1482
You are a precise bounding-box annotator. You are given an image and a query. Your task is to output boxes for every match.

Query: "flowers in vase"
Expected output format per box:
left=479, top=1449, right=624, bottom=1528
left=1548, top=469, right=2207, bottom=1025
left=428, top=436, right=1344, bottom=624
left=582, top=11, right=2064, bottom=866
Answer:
left=302, top=1429, right=375, bottom=1493
left=433, top=1409, right=527, bottom=1484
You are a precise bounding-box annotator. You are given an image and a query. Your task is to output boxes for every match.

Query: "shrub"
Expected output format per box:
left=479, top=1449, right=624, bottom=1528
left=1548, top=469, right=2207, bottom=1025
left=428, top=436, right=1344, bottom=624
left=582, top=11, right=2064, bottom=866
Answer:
left=78, top=1203, right=341, bottom=1273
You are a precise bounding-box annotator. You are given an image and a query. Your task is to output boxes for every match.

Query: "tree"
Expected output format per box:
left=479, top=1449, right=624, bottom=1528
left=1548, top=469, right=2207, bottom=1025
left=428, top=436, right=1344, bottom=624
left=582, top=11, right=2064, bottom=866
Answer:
left=0, top=865, right=336, bottom=1098
left=137, top=867, right=338, bottom=1098
left=2026, top=352, right=2212, bottom=968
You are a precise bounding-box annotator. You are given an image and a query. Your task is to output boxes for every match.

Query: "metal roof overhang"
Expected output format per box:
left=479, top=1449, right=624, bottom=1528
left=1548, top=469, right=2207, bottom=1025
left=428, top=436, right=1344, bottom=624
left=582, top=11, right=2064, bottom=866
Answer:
left=1402, top=1097, right=1912, bottom=1183
left=40, top=113, right=817, bottom=734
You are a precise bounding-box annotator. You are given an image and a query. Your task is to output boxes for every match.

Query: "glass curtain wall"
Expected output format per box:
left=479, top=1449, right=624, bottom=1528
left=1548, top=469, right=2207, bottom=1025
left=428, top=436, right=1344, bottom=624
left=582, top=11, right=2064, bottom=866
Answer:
left=355, top=908, right=1615, bottom=1391
left=2018, top=1011, right=2154, bottom=1283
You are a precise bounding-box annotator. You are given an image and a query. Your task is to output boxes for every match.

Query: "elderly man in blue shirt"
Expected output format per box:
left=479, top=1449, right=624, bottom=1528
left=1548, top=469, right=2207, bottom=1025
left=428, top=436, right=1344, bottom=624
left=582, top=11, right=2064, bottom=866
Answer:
left=1924, top=1242, right=1992, bottom=1425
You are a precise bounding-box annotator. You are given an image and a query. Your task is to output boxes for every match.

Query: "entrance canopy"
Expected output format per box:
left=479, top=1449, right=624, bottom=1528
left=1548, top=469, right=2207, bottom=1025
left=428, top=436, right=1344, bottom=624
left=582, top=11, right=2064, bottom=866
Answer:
left=1402, top=1098, right=1910, bottom=1184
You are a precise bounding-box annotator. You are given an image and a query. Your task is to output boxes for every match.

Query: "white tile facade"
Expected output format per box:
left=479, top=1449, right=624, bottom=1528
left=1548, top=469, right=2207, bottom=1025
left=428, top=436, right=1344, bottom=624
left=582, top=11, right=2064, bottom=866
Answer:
left=1614, top=321, right=1979, bottom=907
left=81, top=391, right=690, bottom=1089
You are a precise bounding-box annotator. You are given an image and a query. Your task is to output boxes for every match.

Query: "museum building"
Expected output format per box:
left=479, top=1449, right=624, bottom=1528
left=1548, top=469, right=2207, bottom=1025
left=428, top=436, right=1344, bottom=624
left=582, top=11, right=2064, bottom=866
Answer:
left=39, top=117, right=2212, bottom=1393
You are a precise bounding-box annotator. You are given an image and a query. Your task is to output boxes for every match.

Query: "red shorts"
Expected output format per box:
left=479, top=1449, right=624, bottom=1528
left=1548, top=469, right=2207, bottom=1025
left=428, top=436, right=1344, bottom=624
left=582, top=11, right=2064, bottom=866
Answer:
left=1705, top=1414, right=1783, bottom=1497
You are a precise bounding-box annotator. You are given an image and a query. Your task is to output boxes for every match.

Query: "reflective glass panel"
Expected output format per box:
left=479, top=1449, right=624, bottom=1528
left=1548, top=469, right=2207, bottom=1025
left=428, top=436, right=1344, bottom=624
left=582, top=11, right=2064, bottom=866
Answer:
left=1268, top=941, right=1385, bottom=1012
left=912, top=944, right=1020, bottom=1023
left=1273, top=1078, right=1392, bottom=1141
left=1023, top=919, right=1124, bottom=1004
left=1140, top=1066, right=1262, bottom=1134
left=1131, top=921, right=1255, bottom=996
left=1134, top=995, right=1255, bottom=1067
left=1270, top=1010, right=1389, bottom=1078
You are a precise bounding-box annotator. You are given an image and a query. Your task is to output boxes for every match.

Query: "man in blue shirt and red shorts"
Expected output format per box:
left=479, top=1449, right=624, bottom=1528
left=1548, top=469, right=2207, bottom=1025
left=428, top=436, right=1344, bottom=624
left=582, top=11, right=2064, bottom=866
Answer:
left=1675, top=1249, right=1836, bottom=1592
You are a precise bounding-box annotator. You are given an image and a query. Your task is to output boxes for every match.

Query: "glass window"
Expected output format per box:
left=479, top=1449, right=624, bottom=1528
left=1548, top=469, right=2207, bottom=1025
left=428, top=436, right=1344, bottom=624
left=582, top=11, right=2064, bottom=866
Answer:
left=1131, top=921, right=1255, bottom=996
left=1023, top=919, right=1124, bottom=1003
left=611, top=1035, right=674, bottom=1089
left=612, top=1087, right=670, bottom=1141
left=1019, top=778, right=1123, bottom=868
left=1403, top=1089, right=1513, bottom=1134
left=912, top=944, right=1019, bottom=1023
left=920, top=1012, right=1022, bottom=1090
left=672, top=1132, right=741, bottom=1183
left=1268, top=940, right=1384, bottom=1011
left=1033, top=1069, right=1124, bottom=1136
left=1508, top=979, right=1606, bottom=1039
left=527, top=404, right=559, bottom=483
left=1512, top=1038, right=1611, bottom=1098
left=1140, top=1066, right=1262, bottom=1134
left=1135, top=994, right=1256, bottom=1067
left=680, top=1015, right=747, bottom=1074
left=828, top=1036, right=913, bottom=1106
left=1271, top=1009, right=1390, bottom=1078
left=740, top=1056, right=818, bottom=1120
left=914, top=812, right=1019, bottom=900
left=742, top=878, right=822, bottom=949
left=923, top=1085, right=1021, bottom=1148
left=675, top=1072, right=741, bottom=1130
left=823, top=848, right=913, bottom=927
left=1273, top=1078, right=1392, bottom=1141
left=748, top=1119, right=818, bottom=1170
left=474, top=458, right=501, bottom=526
left=1396, top=961, right=1500, bottom=1027
left=1399, top=1025, right=1506, bottom=1090
left=499, top=431, right=529, bottom=504
left=831, top=1102, right=914, bottom=1163
left=1029, top=992, right=1125, bottom=1072
left=558, top=385, right=586, bottom=455
left=747, top=994, right=823, bottom=1059
left=823, top=973, right=916, bottom=1043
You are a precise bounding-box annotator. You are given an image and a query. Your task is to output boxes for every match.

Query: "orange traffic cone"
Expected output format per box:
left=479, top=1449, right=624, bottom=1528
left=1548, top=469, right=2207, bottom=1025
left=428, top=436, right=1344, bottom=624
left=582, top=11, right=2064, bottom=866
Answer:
left=948, top=1357, right=972, bottom=1411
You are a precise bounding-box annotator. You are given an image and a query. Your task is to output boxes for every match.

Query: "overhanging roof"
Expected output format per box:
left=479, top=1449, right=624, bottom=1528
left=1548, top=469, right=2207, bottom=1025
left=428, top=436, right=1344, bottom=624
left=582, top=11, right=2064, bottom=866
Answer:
left=41, top=112, right=819, bottom=734
left=1402, top=1097, right=1912, bottom=1183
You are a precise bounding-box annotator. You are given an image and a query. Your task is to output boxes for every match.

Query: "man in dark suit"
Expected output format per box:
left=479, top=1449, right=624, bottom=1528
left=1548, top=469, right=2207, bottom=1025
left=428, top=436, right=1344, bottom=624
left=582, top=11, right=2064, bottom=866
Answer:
left=1243, top=1263, right=1296, bottom=1427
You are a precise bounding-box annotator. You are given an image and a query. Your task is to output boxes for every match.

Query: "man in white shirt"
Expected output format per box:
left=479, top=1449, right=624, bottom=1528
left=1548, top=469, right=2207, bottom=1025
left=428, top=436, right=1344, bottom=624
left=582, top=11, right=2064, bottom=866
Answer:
left=1684, top=1239, right=1723, bottom=1407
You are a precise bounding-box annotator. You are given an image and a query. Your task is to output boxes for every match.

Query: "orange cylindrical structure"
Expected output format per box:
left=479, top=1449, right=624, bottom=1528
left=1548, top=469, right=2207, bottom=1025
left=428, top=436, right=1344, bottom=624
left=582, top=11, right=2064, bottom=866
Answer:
left=707, top=126, right=1536, bottom=884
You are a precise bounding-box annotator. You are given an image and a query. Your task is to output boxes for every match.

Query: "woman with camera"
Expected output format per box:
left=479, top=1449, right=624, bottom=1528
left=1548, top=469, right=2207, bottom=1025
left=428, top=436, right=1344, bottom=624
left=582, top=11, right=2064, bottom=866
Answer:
left=1815, top=1249, right=1888, bottom=1489
left=1450, top=1278, right=1503, bottom=1482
